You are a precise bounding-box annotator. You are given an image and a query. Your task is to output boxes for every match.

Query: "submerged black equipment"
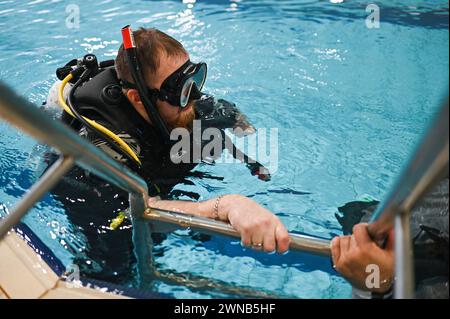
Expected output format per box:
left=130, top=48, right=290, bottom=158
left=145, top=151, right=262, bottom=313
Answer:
left=121, top=25, right=170, bottom=141
left=56, top=54, right=142, bottom=165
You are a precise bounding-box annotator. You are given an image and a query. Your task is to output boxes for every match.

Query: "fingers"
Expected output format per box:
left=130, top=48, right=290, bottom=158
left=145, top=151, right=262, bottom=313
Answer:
left=353, top=223, right=394, bottom=253
left=227, top=197, right=288, bottom=253
left=262, top=224, right=276, bottom=252
left=340, top=235, right=351, bottom=253
left=147, top=196, right=160, bottom=206
left=261, top=219, right=290, bottom=253
left=332, top=235, right=351, bottom=273
left=251, top=231, right=265, bottom=251
left=256, top=166, right=271, bottom=182
left=350, top=234, right=358, bottom=249
left=384, top=228, right=395, bottom=251
left=240, top=225, right=252, bottom=248
left=275, top=224, right=290, bottom=253
left=352, top=223, right=372, bottom=245
left=247, top=163, right=271, bottom=181
left=331, top=235, right=354, bottom=269
left=331, top=237, right=341, bottom=266
left=246, top=218, right=290, bottom=253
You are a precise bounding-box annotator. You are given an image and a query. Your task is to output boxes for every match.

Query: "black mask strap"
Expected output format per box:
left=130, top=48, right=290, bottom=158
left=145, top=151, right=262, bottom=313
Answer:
left=121, top=25, right=170, bottom=142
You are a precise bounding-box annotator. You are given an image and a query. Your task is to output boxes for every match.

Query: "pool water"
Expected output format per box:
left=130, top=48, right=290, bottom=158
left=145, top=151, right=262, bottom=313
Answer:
left=0, top=0, right=448, bottom=298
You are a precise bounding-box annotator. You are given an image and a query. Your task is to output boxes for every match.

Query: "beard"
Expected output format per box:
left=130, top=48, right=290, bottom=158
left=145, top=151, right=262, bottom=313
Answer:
left=167, top=100, right=196, bottom=131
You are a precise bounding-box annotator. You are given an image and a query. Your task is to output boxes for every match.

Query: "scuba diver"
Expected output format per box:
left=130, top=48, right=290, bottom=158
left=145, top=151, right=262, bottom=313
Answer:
left=44, top=26, right=289, bottom=284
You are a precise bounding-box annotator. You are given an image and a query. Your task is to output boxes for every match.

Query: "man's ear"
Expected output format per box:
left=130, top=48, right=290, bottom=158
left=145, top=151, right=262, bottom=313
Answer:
left=126, top=89, right=151, bottom=123
left=126, top=89, right=143, bottom=109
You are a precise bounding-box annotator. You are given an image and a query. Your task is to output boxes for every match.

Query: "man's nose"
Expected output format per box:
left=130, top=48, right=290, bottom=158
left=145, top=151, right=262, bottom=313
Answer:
left=190, top=84, right=202, bottom=100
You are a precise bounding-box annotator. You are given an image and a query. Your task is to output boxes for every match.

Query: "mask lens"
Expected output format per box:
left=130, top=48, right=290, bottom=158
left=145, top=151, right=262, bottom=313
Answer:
left=192, top=64, right=206, bottom=91
left=179, top=64, right=207, bottom=107
left=180, top=79, right=194, bottom=108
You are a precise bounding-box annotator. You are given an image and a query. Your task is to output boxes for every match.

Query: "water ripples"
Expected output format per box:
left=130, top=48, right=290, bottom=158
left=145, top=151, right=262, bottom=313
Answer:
left=0, top=0, right=448, bottom=299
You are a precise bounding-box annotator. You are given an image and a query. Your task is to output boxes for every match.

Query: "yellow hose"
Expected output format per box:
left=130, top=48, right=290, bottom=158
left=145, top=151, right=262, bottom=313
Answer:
left=58, top=73, right=141, bottom=165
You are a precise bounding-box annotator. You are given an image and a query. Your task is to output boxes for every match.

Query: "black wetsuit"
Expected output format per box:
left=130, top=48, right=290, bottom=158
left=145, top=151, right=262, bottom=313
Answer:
left=335, top=178, right=449, bottom=299
left=46, top=69, right=262, bottom=283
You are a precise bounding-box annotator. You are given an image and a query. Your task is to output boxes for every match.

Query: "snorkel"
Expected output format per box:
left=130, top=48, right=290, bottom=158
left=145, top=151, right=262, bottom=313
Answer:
left=121, top=25, right=170, bottom=142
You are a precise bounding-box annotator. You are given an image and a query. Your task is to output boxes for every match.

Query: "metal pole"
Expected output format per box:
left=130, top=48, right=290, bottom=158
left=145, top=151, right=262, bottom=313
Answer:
left=144, top=207, right=332, bottom=256
left=129, top=193, right=155, bottom=288
left=367, top=99, right=448, bottom=299
left=394, top=211, right=415, bottom=299
left=0, top=156, right=75, bottom=239
left=0, top=81, right=332, bottom=256
left=368, top=99, right=449, bottom=241
left=0, top=81, right=149, bottom=199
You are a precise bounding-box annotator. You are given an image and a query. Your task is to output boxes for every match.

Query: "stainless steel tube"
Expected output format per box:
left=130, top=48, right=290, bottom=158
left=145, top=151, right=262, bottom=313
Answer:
left=0, top=81, right=332, bottom=256
left=0, top=156, right=75, bottom=239
left=368, top=99, right=449, bottom=241
left=0, top=82, right=149, bottom=200
left=394, top=212, right=415, bottom=299
left=145, top=207, right=331, bottom=256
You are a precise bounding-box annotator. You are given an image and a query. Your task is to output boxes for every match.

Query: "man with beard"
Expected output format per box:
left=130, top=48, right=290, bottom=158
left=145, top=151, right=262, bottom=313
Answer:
left=44, top=27, right=289, bottom=284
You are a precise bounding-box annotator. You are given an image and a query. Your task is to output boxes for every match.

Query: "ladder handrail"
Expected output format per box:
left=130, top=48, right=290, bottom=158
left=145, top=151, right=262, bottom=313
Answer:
left=0, top=83, right=149, bottom=199
left=1, top=80, right=448, bottom=298
left=368, top=98, right=449, bottom=241
left=0, top=81, right=331, bottom=256
left=368, top=98, right=449, bottom=298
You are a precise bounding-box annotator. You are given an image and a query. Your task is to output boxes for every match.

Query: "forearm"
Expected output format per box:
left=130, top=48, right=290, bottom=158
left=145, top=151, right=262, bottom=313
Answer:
left=148, top=194, right=291, bottom=253
left=147, top=194, right=242, bottom=222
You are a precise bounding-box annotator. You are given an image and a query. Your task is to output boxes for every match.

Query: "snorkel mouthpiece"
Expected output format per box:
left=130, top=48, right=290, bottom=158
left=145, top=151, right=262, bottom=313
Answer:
left=120, top=25, right=170, bottom=141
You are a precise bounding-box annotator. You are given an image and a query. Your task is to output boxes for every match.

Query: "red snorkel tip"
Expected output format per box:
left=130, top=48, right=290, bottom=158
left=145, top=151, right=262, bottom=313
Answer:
left=121, top=25, right=135, bottom=49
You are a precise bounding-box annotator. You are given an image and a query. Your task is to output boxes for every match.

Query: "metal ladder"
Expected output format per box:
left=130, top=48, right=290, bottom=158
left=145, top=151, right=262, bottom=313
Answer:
left=0, top=80, right=448, bottom=298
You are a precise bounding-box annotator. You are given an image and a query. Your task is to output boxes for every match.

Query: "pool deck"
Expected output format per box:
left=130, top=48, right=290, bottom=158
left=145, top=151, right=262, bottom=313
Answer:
left=0, top=230, right=128, bottom=299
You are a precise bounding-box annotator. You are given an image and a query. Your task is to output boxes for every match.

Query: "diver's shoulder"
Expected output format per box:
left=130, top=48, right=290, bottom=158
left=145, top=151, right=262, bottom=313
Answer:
left=45, top=80, right=71, bottom=111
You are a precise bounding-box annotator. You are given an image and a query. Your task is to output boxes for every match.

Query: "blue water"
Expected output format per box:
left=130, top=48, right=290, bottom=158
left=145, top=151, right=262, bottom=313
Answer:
left=0, top=0, right=448, bottom=298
